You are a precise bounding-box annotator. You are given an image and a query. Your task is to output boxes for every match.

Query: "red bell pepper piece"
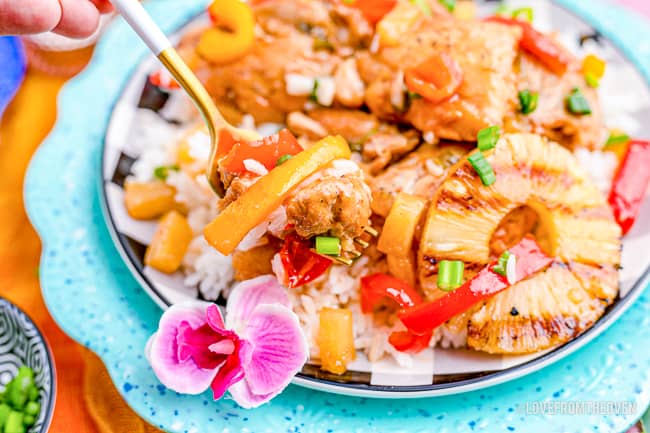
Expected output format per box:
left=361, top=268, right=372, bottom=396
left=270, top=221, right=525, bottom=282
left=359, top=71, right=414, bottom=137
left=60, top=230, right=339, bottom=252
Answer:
left=486, top=16, right=572, bottom=75
left=608, top=140, right=650, bottom=235
left=388, top=331, right=432, bottom=354
left=341, top=0, right=398, bottom=25
left=359, top=273, right=430, bottom=353
left=221, top=129, right=303, bottom=174
left=149, top=70, right=180, bottom=89
left=360, top=273, right=423, bottom=313
left=217, top=129, right=238, bottom=158
left=398, top=236, right=552, bottom=335
left=404, top=52, right=463, bottom=104
left=280, top=233, right=332, bottom=289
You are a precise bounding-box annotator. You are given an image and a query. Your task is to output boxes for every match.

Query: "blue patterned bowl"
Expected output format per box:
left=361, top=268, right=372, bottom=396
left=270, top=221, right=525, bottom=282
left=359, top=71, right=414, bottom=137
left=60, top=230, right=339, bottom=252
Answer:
left=0, top=298, right=55, bottom=433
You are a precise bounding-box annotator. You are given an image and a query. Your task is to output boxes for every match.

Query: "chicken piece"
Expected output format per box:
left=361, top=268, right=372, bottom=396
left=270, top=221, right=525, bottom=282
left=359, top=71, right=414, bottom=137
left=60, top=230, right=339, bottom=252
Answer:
left=418, top=133, right=621, bottom=354
left=362, top=128, right=421, bottom=174
left=219, top=174, right=258, bottom=210
left=232, top=241, right=279, bottom=281
left=308, top=109, right=379, bottom=144
left=369, top=144, right=468, bottom=216
left=364, top=13, right=522, bottom=141
left=506, top=53, right=607, bottom=150
left=286, top=174, right=372, bottom=241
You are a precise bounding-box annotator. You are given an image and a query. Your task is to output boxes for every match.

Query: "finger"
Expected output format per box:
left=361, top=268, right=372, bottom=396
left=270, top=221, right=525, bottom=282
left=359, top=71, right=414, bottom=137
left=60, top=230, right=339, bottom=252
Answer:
left=91, top=0, right=114, bottom=14
left=52, top=0, right=101, bottom=38
left=0, top=0, right=62, bottom=35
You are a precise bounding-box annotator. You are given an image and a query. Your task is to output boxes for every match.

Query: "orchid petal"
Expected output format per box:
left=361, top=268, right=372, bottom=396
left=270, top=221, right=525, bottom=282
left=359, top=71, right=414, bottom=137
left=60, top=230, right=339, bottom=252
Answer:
left=148, top=302, right=218, bottom=394
left=205, top=304, right=225, bottom=331
left=225, top=275, right=290, bottom=331
left=240, top=304, right=308, bottom=396
left=228, top=379, right=277, bottom=409
left=210, top=340, right=252, bottom=400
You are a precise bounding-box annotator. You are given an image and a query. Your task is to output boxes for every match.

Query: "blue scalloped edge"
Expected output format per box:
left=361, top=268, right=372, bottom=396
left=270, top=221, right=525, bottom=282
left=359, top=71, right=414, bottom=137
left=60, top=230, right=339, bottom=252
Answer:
left=23, top=1, right=650, bottom=432
left=0, top=36, right=26, bottom=116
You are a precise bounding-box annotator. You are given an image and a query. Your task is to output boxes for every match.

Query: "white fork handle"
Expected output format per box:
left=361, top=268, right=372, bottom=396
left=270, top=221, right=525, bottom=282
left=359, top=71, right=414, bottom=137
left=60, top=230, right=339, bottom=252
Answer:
left=110, top=0, right=172, bottom=55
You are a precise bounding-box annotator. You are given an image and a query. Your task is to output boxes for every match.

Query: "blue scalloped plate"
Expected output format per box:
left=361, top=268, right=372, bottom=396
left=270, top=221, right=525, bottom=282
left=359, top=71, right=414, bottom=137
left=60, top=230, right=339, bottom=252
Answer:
left=0, top=36, right=26, bottom=116
left=24, top=0, right=650, bottom=432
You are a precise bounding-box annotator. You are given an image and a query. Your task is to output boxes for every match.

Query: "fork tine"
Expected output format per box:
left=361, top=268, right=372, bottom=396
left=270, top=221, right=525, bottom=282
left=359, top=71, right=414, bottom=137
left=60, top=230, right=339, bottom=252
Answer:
left=354, top=238, right=369, bottom=248
left=364, top=226, right=379, bottom=237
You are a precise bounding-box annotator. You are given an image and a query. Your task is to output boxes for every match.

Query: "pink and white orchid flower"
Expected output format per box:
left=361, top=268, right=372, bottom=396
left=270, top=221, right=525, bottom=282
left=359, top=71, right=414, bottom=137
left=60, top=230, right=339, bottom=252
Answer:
left=147, top=275, right=308, bottom=408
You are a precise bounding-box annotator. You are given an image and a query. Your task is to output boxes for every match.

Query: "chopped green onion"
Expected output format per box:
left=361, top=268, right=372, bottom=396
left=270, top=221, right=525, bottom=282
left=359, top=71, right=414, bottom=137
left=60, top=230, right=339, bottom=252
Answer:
left=493, top=251, right=517, bottom=283
left=477, top=126, right=501, bottom=151
left=437, top=260, right=464, bottom=291
left=410, top=0, right=432, bottom=16
left=468, top=152, right=496, bottom=186
left=585, top=72, right=599, bottom=88
left=518, top=90, right=539, bottom=115
left=492, top=251, right=510, bottom=276
left=407, top=91, right=422, bottom=101
left=605, top=132, right=630, bottom=147
left=276, top=154, right=293, bottom=166
left=4, top=411, right=23, bottom=433
left=495, top=3, right=510, bottom=15
left=153, top=164, right=180, bottom=181
left=315, top=236, right=341, bottom=256
left=566, top=87, right=591, bottom=115
left=309, top=80, right=319, bottom=102
left=512, top=7, right=534, bottom=23
left=438, top=0, right=456, bottom=12
left=0, top=405, right=10, bottom=427
left=313, top=37, right=334, bottom=51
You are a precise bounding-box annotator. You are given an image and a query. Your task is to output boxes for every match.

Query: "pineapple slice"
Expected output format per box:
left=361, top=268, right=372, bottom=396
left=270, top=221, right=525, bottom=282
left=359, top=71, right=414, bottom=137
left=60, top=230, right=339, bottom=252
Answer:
left=419, top=133, right=621, bottom=354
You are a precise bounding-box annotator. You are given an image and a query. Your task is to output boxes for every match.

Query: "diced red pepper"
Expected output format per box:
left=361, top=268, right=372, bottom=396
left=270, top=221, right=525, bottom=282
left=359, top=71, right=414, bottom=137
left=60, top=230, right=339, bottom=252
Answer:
left=398, top=236, right=552, bottom=335
left=341, top=0, right=398, bottom=25
left=404, top=52, right=463, bottom=104
left=217, top=129, right=238, bottom=158
left=280, top=233, right=333, bottom=289
left=149, top=70, right=180, bottom=89
left=388, top=331, right=432, bottom=354
left=360, top=273, right=423, bottom=313
left=222, top=129, right=303, bottom=174
left=608, top=140, right=650, bottom=235
left=486, top=16, right=572, bottom=75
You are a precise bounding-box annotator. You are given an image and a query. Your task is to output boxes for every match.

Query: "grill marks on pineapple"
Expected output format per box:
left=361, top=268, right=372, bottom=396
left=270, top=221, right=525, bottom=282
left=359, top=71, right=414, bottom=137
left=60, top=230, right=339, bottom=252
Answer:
left=467, top=262, right=616, bottom=354
left=417, top=133, right=622, bottom=353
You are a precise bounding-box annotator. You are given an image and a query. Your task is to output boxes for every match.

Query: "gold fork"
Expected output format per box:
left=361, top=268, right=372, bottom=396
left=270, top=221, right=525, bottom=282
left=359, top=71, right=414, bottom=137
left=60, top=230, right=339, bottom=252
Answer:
left=111, top=0, right=261, bottom=195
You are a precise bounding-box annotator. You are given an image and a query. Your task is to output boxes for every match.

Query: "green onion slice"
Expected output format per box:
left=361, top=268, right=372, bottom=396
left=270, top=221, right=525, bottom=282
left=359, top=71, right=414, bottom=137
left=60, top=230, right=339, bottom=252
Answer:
left=315, top=236, right=341, bottom=256
left=437, top=260, right=464, bottom=291
left=477, top=125, right=501, bottom=151
left=518, top=90, right=539, bottom=115
left=276, top=154, right=294, bottom=166
left=468, top=152, right=497, bottom=186
left=438, top=0, right=456, bottom=12
left=605, top=132, right=630, bottom=147
left=512, top=7, right=534, bottom=23
left=493, top=251, right=517, bottom=284
left=411, top=0, right=432, bottom=16
left=309, top=80, right=319, bottom=102
left=585, top=72, right=599, bottom=88
left=153, top=164, right=180, bottom=181
left=566, top=87, right=592, bottom=115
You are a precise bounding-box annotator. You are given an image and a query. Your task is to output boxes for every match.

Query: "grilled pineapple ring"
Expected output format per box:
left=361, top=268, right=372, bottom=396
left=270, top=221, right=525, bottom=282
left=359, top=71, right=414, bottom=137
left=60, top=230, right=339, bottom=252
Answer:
left=419, top=133, right=621, bottom=354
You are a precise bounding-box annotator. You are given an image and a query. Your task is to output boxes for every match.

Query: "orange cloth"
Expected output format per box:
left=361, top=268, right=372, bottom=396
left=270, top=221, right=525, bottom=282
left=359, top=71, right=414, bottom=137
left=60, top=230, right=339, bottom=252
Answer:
left=0, top=48, right=162, bottom=433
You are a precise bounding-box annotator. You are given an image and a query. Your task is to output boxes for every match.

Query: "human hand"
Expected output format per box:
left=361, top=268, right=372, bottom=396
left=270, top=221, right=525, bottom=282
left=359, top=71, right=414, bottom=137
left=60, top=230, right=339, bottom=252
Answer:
left=0, top=0, right=114, bottom=38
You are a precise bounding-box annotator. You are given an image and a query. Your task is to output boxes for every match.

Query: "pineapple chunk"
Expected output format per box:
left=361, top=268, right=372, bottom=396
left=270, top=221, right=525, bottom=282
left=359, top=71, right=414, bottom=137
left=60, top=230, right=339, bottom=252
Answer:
left=232, top=242, right=278, bottom=281
left=467, top=262, right=618, bottom=354
left=317, top=308, right=356, bottom=375
left=124, top=181, right=177, bottom=220
left=418, top=133, right=621, bottom=353
left=145, top=211, right=193, bottom=274
left=378, top=193, right=427, bottom=257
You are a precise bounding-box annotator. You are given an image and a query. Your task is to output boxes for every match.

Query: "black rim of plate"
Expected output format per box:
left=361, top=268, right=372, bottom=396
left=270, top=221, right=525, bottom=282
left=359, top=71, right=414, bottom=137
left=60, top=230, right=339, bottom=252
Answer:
left=99, top=0, right=650, bottom=395
left=0, top=297, right=56, bottom=431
